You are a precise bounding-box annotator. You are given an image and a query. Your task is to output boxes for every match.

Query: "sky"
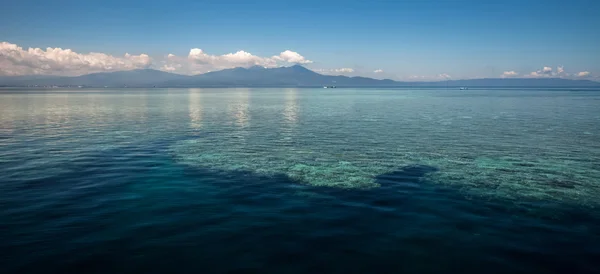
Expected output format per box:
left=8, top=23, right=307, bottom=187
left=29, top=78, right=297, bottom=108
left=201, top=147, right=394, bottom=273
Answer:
left=1, top=0, right=599, bottom=80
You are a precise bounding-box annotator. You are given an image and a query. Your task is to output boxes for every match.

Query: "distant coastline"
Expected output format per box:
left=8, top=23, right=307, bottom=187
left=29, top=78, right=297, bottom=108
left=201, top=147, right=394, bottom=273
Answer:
left=1, top=66, right=599, bottom=88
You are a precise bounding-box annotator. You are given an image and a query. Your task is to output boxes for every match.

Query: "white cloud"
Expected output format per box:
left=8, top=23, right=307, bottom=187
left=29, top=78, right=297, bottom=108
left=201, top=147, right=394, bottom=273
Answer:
left=438, top=73, right=451, bottom=79
left=528, top=71, right=543, bottom=77
left=272, top=50, right=312, bottom=64
left=314, top=68, right=354, bottom=74
left=188, top=48, right=273, bottom=68
left=334, top=68, right=354, bottom=73
left=542, top=66, right=552, bottom=73
left=0, top=42, right=151, bottom=76
left=403, top=74, right=452, bottom=81
left=160, top=64, right=181, bottom=72
left=511, top=66, right=595, bottom=79
left=502, top=71, right=518, bottom=78
left=577, top=71, right=590, bottom=77
left=373, top=69, right=383, bottom=73
left=527, top=66, right=557, bottom=78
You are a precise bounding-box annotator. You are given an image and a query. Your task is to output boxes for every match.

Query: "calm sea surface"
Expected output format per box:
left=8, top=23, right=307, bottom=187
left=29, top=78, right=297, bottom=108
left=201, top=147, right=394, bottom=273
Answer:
left=1, top=88, right=599, bottom=273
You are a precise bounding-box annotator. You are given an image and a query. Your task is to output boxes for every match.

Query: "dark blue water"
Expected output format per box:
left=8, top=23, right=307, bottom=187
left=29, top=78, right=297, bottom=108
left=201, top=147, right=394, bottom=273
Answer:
left=1, top=88, right=599, bottom=273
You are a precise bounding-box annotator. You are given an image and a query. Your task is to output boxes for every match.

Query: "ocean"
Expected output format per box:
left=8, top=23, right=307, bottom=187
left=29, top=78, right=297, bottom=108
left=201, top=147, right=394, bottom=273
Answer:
left=1, top=88, right=599, bottom=273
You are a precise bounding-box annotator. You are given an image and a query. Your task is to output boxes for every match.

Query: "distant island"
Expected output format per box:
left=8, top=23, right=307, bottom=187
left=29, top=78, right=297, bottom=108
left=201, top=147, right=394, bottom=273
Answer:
left=1, top=65, right=598, bottom=88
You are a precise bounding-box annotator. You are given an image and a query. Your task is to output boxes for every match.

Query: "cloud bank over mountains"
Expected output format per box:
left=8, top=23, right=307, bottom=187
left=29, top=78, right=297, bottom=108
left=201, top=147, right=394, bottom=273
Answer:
left=174, top=48, right=313, bottom=74
left=1, top=42, right=312, bottom=76
left=501, top=66, right=591, bottom=79
left=314, top=68, right=355, bottom=75
left=0, top=41, right=595, bottom=80
left=0, top=42, right=151, bottom=76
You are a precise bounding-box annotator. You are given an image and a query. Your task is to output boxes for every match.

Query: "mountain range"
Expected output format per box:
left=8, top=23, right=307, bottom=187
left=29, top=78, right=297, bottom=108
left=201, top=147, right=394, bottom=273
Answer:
left=1, top=65, right=598, bottom=88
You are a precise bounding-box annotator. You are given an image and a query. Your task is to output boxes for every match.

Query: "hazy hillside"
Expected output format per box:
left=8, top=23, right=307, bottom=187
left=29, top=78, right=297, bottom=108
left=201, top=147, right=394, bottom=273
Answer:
left=1, top=66, right=598, bottom=88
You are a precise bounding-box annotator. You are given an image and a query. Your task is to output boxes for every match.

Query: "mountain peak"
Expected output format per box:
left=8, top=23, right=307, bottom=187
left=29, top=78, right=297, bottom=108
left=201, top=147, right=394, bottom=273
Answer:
left=282, top=64, right=314, bottom=74
left=290, top=64, right=309, bottom=70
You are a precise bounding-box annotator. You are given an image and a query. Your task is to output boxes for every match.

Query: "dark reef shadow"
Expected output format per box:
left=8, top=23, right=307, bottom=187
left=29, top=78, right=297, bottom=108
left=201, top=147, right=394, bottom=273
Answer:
left=171, top=162, right=599, bottom=274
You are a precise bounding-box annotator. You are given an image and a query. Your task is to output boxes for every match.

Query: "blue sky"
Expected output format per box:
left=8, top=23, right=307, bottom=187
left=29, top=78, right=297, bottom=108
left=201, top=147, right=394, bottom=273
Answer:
left=1, top=0, right=598, bottom=79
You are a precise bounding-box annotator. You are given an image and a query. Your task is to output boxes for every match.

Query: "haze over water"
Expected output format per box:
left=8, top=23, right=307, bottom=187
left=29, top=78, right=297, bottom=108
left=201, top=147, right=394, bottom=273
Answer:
left=1, top=88, right=599, bottom=273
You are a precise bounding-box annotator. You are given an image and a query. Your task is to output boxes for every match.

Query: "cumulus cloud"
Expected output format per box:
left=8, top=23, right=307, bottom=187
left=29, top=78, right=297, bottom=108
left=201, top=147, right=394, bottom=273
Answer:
left=373, top=69, right=383, bottom=73
left=542, top=66, right=552, bottom=73
left=438, top=73, right=451, bottom=79
left=529, top=71, right=542, bottom=77
left=527, top=66, right=558, bottom=78
left=0, top=42, right=151, bottom=76
left=187, top=48, right=274, bottom=69
left=577, top=71, right=590, bottom=77
left=272, top=50, right=312, bottom=64
left=502, top=71, right=518, bottom=78
left=186, top=48, right=311, bottom=68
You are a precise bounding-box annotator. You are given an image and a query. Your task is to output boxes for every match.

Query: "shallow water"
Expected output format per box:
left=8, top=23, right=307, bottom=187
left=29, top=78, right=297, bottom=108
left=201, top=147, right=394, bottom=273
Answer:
left=1, top=88, right=599, bottom=273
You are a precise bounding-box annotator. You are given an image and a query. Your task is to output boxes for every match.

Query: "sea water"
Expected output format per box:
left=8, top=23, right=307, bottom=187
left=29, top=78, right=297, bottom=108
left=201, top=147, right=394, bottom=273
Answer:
left=1, top=88, right=599, bottom=273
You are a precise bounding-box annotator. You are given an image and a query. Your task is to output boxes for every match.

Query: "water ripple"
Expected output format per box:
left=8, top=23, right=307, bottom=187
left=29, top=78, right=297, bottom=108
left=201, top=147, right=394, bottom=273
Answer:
left=1, top=88, right=599, bottom=273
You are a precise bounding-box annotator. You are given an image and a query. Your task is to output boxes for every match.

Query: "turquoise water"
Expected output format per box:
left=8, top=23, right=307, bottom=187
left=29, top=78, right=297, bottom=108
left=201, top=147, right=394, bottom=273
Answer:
left=1, top=88, right=599, bottom=273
